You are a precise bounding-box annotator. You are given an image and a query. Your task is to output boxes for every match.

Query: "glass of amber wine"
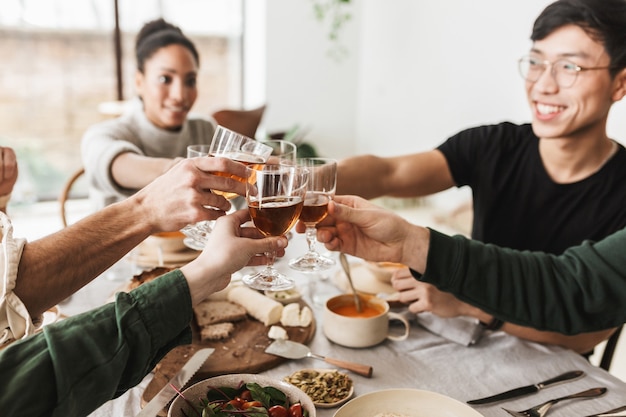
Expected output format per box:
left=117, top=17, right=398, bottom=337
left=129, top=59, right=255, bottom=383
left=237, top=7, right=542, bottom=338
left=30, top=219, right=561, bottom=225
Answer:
left=244, top=164, right=309, bottom=291
left=209, top=126, right=273, bottom=199
left=263, top=139, right=297, bottom=165
left=289, top=158, right=337, bottom=272
left=180, top=144, right=215, bottom=250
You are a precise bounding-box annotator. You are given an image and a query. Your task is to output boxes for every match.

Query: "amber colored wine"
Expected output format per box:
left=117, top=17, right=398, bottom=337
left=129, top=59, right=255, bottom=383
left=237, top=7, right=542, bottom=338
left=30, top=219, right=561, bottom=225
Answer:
left=300, top=192, right=330, bottom=224
left=249, top=196, right=304, bottom=237
left=210, top=151, right=266, bottom=199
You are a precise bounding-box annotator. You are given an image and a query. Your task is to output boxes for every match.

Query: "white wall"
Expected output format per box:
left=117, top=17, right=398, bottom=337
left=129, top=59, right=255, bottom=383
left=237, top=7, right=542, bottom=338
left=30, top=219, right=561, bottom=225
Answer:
left=265, top=0, right=626, bottom=164
left=264, top=0, right=361, bottom=158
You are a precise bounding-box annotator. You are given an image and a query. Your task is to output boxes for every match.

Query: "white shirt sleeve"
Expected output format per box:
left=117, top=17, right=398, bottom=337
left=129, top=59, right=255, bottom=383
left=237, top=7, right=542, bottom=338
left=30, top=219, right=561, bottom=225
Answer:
left=0, top=212, right=35, bottom=347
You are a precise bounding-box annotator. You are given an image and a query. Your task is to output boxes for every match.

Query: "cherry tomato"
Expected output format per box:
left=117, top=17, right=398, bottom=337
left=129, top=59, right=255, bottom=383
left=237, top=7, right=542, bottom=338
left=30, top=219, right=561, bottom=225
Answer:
left=242, top=400, right=263, bottom=409
left=268, top=405, right=289, bottom=417
left=288, top=403, right=304, bottom=417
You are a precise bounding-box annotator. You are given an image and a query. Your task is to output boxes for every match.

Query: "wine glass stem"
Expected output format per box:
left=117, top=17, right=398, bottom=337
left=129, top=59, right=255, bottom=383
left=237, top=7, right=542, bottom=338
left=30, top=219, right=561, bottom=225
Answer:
left=264, top=250, right=277, bottom=272
left=305, top=225, right=318, bottom=254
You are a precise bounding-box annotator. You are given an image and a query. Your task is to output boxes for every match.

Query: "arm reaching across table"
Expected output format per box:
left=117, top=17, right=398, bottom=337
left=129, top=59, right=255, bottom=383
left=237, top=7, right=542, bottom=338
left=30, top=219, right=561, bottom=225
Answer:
left=315, top=195, right=626, bottom=335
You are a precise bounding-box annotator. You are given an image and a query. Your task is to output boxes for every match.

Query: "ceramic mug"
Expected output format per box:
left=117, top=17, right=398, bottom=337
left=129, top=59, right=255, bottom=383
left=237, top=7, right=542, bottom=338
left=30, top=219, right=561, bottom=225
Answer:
left=323, top=294, right=410, bottom=348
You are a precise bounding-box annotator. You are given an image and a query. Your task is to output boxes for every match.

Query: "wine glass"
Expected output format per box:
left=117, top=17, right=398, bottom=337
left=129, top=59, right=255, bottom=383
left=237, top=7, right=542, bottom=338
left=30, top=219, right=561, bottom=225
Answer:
left=181, top=128, right=273, bottom=250
left=209, top=126, right=273, bottom=199
left=263, top=139, right=297, bottom=165
left=180, top=144, right=216, bottom=250
left=243, top=164, right=309, bottom=291
left=289, top=158, right=337, bottom=272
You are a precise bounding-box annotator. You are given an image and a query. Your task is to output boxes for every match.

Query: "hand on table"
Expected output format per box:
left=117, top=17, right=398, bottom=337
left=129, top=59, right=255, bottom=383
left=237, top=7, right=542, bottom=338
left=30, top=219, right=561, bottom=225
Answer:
left=391, top=267, right=475, bottom=318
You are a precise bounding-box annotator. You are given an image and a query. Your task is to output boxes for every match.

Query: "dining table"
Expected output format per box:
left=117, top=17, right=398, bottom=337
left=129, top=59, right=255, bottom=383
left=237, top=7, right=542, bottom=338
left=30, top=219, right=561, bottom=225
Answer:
left=59, top=229, right=626, bottom=417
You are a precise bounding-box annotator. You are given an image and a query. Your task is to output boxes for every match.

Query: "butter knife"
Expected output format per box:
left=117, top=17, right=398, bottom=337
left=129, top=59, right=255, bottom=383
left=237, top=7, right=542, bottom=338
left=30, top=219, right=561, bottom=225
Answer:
left=136, top=348, right=214, bottom=417
left=467, top=370, right=585, bottom=405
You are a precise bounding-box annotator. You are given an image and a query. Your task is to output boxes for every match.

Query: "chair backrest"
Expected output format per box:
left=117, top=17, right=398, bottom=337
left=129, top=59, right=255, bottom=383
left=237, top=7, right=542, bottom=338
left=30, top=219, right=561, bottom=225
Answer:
left=211, top=104, right=266, bottom=138
left=600, top=325, right=623, bottom=371
left=59, top=167, right=85, bottom=227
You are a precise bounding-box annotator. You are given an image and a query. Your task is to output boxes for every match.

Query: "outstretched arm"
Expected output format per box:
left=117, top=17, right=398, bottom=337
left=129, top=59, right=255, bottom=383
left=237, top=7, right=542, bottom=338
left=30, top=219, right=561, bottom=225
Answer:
left=0, top=211, right=287, bottom=417
left=13, top=156, right=248, bottom=318
left=336, top=150, right=454, bottom=199
left=317, top=195, right=626, bottom=335
left=391, top=269, right=617, bottom=353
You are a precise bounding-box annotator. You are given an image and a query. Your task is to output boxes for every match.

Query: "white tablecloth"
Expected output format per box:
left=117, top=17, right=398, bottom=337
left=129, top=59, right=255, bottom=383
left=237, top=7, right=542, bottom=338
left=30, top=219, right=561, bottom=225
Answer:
left=65, top=234, right=626, bottom=417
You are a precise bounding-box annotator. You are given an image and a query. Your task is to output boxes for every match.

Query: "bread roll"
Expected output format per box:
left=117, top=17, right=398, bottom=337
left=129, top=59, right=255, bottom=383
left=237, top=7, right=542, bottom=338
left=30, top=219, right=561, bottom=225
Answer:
left=227, top=286, right=283, bottom=326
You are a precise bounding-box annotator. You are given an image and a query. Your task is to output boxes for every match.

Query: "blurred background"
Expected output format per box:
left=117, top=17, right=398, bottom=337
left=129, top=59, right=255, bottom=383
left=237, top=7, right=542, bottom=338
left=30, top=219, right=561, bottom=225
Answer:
left=2, top=0, right=625, bottom=208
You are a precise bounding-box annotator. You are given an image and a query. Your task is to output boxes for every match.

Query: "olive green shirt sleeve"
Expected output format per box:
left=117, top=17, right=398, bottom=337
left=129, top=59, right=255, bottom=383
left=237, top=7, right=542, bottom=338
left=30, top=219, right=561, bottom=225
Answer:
left=416, top=227, right=626, bottom=335
left=0, top=269, right=192, bottom=417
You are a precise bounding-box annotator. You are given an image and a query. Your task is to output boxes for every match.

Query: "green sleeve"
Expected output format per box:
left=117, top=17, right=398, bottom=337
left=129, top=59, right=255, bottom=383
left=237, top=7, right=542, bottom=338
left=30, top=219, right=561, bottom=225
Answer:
left=0, top=269, right=193, bottom=417
left=416, top=227, right=626, bottom=335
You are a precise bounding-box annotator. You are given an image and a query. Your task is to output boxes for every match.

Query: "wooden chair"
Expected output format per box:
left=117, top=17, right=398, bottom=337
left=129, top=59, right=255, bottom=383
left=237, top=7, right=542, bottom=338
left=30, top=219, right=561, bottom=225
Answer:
left=600, top=325, right=623, bottom=371
left=211, top=104, right=266, bottom=138
left=59, top=167, right=85, bottom=227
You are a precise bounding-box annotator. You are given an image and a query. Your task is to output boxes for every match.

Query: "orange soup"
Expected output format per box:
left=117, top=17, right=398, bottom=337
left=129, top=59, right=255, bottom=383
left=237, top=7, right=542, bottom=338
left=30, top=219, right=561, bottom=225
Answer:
left=332, top=303, right=383, bottom=318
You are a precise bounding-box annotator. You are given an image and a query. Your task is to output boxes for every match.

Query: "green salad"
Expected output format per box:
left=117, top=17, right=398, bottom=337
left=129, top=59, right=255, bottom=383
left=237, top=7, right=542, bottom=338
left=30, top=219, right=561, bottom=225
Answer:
left=179, top=381, right=310, bottom=417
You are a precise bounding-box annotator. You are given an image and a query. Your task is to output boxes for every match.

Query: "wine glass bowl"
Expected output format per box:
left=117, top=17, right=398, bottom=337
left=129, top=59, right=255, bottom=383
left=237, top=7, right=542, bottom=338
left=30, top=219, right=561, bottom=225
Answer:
left=243, top=164, right=309, bottom=291
left=262, top=139, right=297, bottom=165
left=289, top=158, right=337, bottom=272
left=209, top=126, right=273, bottom=199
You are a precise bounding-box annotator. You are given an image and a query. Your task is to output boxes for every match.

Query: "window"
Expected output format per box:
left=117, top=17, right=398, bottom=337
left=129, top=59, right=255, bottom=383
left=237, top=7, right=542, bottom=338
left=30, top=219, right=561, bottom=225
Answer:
left=1, top=0, right=243, bottom=202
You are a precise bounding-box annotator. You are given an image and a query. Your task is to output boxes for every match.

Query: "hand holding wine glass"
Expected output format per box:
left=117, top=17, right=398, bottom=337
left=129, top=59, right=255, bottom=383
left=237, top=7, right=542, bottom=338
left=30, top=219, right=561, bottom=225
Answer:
left=210, top=126, right=273, bottom=199
left=289, top=158, right=337, bottom=272
left=180, top=144, right=216, bottom=250
left=243, top=164, right=309, bottom=291
left=181, top=127, right=272, bottom=250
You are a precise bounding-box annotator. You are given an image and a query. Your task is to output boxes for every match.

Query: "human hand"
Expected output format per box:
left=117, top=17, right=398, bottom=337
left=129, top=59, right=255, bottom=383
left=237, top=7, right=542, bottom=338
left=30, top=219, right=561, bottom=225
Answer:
left=391, top=268, right=474, bottom=317
left=0, top=146, right=18, bottom=197
left=314, top=195, right=430, bottom=272
left=181, top=209, right=288, bottom=305
left=163, top=156, right=184, bottom=174
left=132, top=156, right=249, bottom=233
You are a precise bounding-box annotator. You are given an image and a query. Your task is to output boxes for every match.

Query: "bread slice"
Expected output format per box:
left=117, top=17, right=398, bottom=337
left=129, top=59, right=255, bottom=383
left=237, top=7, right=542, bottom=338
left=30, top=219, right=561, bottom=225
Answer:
left=199, top=322, right=235, bottom=341
left=193, top=300, right=247, bottom=327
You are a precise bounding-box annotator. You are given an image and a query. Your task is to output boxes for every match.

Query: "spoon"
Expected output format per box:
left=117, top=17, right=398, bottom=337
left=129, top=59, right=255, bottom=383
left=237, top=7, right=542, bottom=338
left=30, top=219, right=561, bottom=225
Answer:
left=339, top=253, right=363, bottom=313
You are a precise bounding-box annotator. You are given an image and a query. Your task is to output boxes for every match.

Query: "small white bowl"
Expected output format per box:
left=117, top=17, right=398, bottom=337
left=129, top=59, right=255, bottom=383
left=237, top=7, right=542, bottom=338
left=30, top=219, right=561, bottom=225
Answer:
left=363, top=261, right=406, bottom=284
left=168, top=373, right=316, bottom=417
left=142, top=231, right=187, bottom=253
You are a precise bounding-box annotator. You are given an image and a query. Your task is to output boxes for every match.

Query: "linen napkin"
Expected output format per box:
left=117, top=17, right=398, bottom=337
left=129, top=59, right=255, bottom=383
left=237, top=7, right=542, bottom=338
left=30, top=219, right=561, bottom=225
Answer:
left=415, top=312, right=484, bottom=346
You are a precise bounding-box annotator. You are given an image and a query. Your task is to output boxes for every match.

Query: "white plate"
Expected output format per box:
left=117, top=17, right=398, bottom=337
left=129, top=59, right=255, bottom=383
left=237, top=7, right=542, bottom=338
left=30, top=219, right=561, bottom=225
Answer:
left=333, top=389, right=482, bottom=417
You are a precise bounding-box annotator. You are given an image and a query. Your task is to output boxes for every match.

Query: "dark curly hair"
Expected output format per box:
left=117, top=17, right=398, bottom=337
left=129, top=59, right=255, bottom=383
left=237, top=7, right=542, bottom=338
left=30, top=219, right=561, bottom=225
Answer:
left=531, top=0, right=626, bottom=77
left=135, top=18, right=200, bottom=73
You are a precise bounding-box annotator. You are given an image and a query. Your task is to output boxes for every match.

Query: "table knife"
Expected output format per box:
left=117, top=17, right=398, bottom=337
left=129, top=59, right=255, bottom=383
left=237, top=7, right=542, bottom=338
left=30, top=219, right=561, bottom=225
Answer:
left=136, top=348, right=214, bottom=417
left=466, top=370, right=585, bottom=405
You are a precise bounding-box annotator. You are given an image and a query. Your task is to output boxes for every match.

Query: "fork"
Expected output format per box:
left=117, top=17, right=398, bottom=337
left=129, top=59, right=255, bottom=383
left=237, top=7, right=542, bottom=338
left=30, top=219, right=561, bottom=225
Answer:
left=502, top=387, right=607, bottom=417
left=585, top=405, right=626, bottom=417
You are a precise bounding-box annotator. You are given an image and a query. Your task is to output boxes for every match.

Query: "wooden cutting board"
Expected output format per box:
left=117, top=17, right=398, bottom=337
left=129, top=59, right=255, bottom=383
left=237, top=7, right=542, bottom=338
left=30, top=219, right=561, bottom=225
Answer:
left=142, top=300, right=315, bottom=414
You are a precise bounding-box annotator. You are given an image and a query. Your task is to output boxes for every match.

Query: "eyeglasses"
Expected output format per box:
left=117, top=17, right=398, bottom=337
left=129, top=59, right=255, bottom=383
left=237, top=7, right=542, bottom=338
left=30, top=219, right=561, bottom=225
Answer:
left=518, top=55, right=611, bottom=88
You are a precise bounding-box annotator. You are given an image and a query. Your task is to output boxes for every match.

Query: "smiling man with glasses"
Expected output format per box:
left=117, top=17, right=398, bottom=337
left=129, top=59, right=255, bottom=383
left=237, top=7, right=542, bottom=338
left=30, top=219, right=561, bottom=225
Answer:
left=336, top=0, right=626, bottom=355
